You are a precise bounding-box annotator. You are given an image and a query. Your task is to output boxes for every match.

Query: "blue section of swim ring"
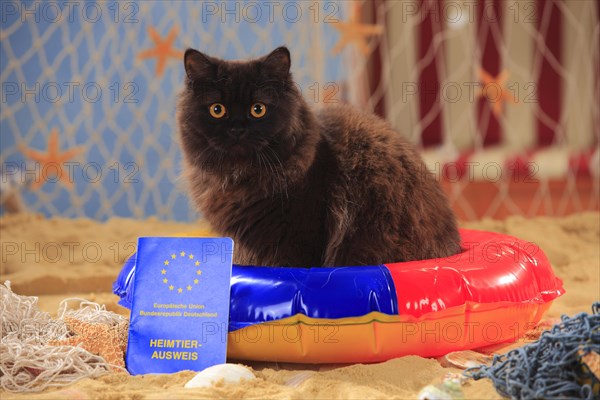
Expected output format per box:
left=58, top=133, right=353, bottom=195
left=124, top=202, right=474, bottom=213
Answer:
left=113, top=256, right=399, bottom=331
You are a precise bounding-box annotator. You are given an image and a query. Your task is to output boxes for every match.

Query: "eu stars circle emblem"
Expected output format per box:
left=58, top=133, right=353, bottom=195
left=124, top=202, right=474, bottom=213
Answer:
left=160, top=251, right=202, bottom=294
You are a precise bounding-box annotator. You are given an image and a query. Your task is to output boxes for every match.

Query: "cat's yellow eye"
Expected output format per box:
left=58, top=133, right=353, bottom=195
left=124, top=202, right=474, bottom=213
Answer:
left=250, top=102, right=267, bottom=118
left=209, top=103, right=226, bottom=119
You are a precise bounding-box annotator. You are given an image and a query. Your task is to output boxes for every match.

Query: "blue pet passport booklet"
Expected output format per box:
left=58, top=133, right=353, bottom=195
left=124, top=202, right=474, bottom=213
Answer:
left=126, top=237, right=233, bottom=375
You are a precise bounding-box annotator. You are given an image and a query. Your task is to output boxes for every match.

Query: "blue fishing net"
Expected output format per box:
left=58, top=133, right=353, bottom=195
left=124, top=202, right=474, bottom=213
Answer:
left=466, top=303, right=600, bottom=400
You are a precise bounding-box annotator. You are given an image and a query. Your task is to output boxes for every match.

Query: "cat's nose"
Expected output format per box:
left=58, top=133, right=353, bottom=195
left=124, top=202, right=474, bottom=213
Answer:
left=227, top=127, right=247, bottom=137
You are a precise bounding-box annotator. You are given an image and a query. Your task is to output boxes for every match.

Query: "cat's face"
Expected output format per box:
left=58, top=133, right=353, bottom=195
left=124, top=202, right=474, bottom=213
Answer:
left=179, top=47, right=302, bottom=172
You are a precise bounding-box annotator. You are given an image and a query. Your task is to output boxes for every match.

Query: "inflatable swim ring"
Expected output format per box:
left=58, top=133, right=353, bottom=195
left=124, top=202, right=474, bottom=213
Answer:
left=114, top=229, right=564, bottom=363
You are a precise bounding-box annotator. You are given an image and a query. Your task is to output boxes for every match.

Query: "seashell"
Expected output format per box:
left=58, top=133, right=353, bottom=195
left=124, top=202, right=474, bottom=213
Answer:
left=524, top=318, right=560, bottom=341
left=443, top=350, right=493, bottom=369
left=184, top=363, right=256, bottom=389
left=418, top=384, right=463, bottom=400
left=418, top=377, right=466, bottom=400
left=443, top=372, right=468, bottom=386
left=284, top=371, right=316, bottom=387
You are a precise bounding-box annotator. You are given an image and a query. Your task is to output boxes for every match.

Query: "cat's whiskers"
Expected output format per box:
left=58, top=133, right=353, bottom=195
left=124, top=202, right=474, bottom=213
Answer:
left=256, top=149, right=286, bottom=212
left=257, top=149, right=277, bottom=196
left=264, top=146, right=289, bottom=199
left=192, top=146, right=215, bottom=169
left=257, top=149, right=278, bottom=197
left=216, top=153, right=230, bottom=193
left=256, top=151, right=275, bottom=194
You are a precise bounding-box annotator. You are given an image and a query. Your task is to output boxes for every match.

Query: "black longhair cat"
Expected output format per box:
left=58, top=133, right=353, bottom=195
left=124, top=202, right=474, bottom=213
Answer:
left=178, top=46, right=461, bottom=267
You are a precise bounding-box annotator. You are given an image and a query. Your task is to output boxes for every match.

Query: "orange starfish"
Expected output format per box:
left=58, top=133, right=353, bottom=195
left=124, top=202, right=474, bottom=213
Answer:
left=19, top=128, right=85, bottom=190
left=49, top=317, right=128, bottom=370
left=138, top=26, right=184, bottom=76
left=331, top=4, right=384, bottom=55
left=478, top=68, right=516, bottom=118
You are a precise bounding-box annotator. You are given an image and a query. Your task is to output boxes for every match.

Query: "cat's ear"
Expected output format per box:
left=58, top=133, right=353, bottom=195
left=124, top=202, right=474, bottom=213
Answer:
left=184, top=49, right=215, bottom=81
left=262, top=47, right=291, bottom=78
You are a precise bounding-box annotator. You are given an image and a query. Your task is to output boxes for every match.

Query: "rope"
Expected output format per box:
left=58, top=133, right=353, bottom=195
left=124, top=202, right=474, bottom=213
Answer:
left=466, top=303, right=600, bottom=400
left=0, top=281, right=127, bottom=392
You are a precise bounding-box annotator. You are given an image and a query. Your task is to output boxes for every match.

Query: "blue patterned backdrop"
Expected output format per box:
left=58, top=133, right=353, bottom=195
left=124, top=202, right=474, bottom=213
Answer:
left=0, top=0, right=348, bottom=220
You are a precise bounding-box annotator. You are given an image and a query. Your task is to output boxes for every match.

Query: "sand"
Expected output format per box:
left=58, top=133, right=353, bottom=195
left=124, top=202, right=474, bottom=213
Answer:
left=1, top=212, right=598, bottom=399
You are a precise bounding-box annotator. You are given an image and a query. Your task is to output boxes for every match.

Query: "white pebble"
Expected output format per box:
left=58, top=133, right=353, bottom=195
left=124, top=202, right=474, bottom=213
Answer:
left=184, top=363, right=256, bottom=389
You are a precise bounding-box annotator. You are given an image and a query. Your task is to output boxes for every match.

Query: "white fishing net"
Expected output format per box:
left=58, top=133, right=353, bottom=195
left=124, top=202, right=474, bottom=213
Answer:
left=0, top=0, right=597, bottom=221
left=0, top=281, right=128, bottom=392
left=347, top=0, right=599, bottom=219
left=0, top=1, right=345, bottom=220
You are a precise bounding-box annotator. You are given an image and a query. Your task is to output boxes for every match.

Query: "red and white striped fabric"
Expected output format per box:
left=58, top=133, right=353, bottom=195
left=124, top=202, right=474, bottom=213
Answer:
left=378, top=0, right=599, bottom=181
